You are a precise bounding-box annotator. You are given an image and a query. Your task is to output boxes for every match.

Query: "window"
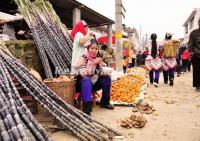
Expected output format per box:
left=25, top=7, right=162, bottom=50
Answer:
left=190, top=17, right=194, bottom=30
left=185, top=24, right=188, bottom=34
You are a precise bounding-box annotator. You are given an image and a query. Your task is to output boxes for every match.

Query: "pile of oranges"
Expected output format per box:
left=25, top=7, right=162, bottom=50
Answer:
left=111, top=74, right=145, bottom=104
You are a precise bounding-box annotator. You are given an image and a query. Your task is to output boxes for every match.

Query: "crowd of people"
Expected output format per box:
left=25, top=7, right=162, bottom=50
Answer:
left=1, top=17, right=199, bottom=116
left=70, top=18, right=200, bottom=115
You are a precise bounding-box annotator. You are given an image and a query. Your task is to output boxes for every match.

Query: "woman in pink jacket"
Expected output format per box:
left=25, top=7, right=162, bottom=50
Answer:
left=75, top=39, right=114, bottom=115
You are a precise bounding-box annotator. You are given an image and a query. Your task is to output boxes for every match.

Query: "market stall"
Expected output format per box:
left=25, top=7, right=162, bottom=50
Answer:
left=96, top=67, right=147, bottom=106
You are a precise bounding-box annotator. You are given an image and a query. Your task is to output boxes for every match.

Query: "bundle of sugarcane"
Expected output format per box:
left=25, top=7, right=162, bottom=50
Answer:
left=0, top=44, right=52, bottom=141
left=14, top=0, right=73, bottom=78
left=0, top=43, right=122, bottom=141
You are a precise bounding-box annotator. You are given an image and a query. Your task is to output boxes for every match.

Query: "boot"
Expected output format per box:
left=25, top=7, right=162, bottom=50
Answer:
left=82, top=102, right=92, bottom=116
left=169, top=78, right=174, bottom=86
left=150, top=79, right=153, bottom=84
left=196, top=87, right=200, bottom=92
left=100, top=96, right=114, bottom=110
left=153, top=79, right=159, bottom=87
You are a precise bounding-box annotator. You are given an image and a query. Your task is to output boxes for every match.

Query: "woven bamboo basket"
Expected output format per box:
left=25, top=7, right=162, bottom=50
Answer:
left=44, top=79, right=76, bottom=106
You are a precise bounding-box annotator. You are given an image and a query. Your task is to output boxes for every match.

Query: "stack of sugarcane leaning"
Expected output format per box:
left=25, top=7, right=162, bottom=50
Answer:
left=14, top=0, right=73, bottom=78
left=0, top=42, right=122, bottom=141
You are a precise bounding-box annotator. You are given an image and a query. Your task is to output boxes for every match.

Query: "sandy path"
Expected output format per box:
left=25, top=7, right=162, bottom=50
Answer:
left=48, top=71, right=200, bottom=141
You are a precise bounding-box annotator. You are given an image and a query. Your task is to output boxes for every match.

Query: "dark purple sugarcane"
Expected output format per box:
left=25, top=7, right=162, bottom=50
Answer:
left=28, top=8, right=70, bottom=71
left=35, top=22, right=68, bottom=69
left=21, top=8, right=53, bottom=78
left=0, top=54, right=94, bottom=140
left=0, top=52, right=120, bottom=141
left=38, top=22, right=71, bottom=68
left=24, top=10, right=53, bottom=78
left=40, top=3, right=73, bottom=53
left=0, top=60, right=52, bottom=141
left=0, top=71, right=26, bottom=141
left=0, top=49, right=111, bottom=135
left=16, top=0, right=73, bottom=76
left=33, top=23, right=62, bottom=68
left=0, top=90, right=22, bottom=141
left=0, top=112, right=12, bottom=141
left=29, top=5, right=71, bottom=64
left=2, top=51, right=116, bottom=137
left=0, top=90, right=28, bottom=141
left=0, top=67, right=46, bottom=141
left=0, top=50, right=111, bottom=140
left=30, top=27, right=53, bottom=78
left=3, top=63, right=106, bottom=141
left=31, top=4, right=72, bottom=68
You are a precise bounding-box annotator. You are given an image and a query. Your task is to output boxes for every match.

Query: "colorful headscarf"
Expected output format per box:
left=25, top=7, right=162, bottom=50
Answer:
left=71, top=20, right=88, bottom=40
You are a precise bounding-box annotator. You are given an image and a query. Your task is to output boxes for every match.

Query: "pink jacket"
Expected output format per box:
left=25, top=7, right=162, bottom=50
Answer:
left=77, top=56, right=106, bottom=77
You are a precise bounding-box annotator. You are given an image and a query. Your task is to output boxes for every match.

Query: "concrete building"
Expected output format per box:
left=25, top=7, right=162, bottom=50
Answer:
left=183, top=8, right=200, bottom=45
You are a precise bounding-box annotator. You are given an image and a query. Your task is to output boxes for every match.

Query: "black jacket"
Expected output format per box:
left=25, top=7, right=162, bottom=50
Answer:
left=188, top=28, right=200, bottom=58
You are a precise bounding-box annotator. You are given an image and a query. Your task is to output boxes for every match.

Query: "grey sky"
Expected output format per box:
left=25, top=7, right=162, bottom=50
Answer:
left=77, top=0, right=199, bottom=40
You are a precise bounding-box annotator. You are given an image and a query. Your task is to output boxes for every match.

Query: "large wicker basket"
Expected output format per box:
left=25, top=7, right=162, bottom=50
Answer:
left=163, top=40, right=180, bottom=58
left=44, top=80, right=76, bottom=106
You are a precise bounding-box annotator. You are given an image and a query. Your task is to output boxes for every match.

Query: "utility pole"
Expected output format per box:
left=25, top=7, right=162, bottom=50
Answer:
left=114, top=0, right=124, bottom=71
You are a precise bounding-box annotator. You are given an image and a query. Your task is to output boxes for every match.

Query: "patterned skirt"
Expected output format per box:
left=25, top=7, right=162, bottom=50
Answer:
left=145, top=57, right=162, bottom=71
left=162, top=57, right=177, bottom=71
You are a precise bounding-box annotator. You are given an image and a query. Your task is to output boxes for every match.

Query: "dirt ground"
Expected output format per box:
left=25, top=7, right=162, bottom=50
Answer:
left=36, top=71, right=200, bottom=141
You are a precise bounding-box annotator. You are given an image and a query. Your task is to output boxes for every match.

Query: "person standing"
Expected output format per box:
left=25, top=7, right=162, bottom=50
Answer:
left=145, top=33, right=162, bottom=87
left=131, top=49, right=136, bottom=67
left=141, top=48, right=149, bottom=65
left=188, top=17, right=200, bottom=92
left=136, top=51, right=142, bottom=66
left=176, top=47, right=183, bottom=77
left=181, top=47, right=190, bottom=72
left=71, top=20, right=92, bottom=73
left=162, top=33, right=180, bottom=86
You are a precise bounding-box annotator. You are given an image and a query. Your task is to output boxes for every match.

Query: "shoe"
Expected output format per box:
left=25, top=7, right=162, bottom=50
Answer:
left=177, top=74, right=180, bottom=77
left=153, top=82, right=159, bottom=87
left=169, top=80, right=173, bottom=86
left=100, top=104, right=115, bottom=110
left=100, top=96, right=115, bottom=110
left=196, top=87, right=200, bottom=92
left=83, top=102, right=92, bottom=116
left=164, top=81, right=168, bottom=84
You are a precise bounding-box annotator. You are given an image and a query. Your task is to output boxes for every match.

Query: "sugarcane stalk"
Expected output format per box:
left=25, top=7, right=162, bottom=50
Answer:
left=0, top=112, right=12, bottom=141
left=0, top=60, right=52, bottom=141
left=15, top=0, right=72, bottom=76
left=5, top=66, right=106, bottom=141
left=0, top=53, right=95, bottom=140
left=0, top=92, right=22, bottom=141
left=1, top=51, right=109, bottom=134
left=0, top=49, right=111, bottom=141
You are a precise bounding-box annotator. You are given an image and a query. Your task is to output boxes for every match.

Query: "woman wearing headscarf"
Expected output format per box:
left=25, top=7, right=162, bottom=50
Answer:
left=145, top=33, right=162, bottom=87
left=162, top=33, right=180, bottom=86
left=75, top=39, right=114, bottom=115
left=71, top=20, right=93, bottom=72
